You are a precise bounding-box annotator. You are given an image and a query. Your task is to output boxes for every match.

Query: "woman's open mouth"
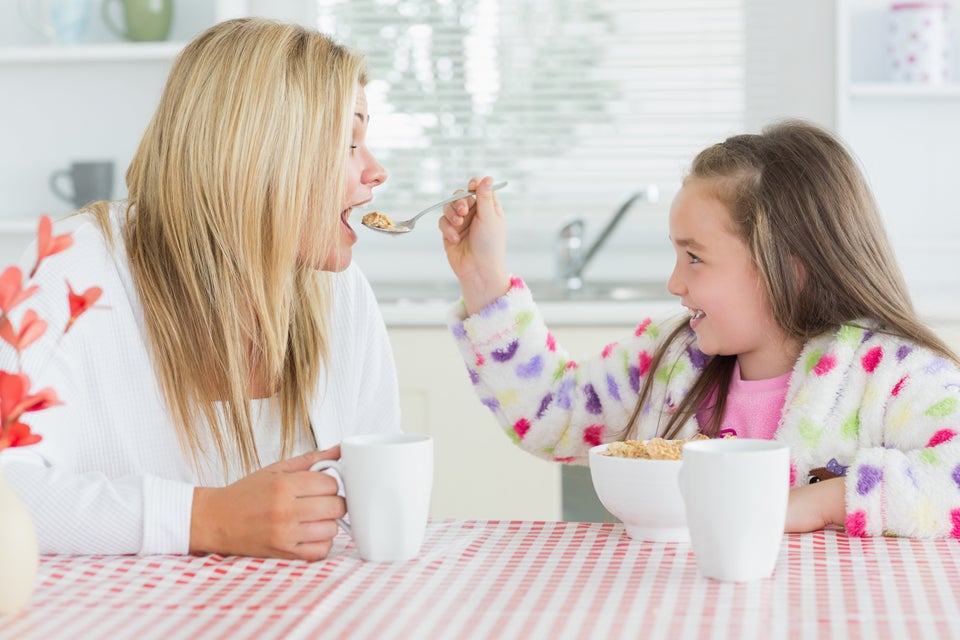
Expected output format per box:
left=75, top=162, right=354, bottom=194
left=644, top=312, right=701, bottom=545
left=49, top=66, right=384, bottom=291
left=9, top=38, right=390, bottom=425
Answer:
left=341, top=208, right=357, bottom=241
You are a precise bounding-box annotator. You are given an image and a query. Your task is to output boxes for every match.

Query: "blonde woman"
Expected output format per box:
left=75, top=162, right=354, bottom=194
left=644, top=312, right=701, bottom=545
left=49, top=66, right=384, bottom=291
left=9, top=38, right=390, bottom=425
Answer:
left=0, top=19, right=397, bottom=560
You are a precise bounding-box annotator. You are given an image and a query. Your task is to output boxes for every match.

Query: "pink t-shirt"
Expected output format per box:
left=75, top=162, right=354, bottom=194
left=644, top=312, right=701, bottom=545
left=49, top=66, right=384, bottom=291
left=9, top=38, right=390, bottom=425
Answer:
left=695, top=361, right=791, bottom=439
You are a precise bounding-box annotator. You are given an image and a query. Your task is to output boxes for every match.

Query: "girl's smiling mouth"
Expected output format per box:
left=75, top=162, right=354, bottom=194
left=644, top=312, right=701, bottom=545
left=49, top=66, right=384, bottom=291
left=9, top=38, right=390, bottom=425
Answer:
left=689, top=308, right=706, bottom=329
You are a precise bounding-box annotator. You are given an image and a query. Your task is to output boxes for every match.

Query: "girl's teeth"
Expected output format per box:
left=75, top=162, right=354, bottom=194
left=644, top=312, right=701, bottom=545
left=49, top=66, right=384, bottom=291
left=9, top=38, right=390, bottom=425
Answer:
left=691, top=310, right=705, bottom=321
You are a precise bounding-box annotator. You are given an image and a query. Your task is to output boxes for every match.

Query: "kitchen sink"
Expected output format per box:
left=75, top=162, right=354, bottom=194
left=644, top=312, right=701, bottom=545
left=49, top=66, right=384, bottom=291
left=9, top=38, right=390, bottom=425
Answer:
left=371, top=279, right=670, bottom=304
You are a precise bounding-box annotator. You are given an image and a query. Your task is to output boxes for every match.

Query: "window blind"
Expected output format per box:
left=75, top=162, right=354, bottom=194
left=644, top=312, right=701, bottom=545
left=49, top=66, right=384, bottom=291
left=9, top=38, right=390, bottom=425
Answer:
left=313, top=0, right=745, bottom=231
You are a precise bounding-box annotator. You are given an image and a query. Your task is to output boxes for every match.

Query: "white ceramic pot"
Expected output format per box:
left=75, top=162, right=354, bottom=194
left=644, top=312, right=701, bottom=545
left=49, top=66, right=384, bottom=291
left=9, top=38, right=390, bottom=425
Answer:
left=0, top=470, right=39, bottom=615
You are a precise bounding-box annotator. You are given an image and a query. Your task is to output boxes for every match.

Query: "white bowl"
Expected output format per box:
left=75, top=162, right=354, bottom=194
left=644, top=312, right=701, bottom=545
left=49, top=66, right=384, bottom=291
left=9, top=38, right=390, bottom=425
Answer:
left=588, top=443, right=689, bottom=542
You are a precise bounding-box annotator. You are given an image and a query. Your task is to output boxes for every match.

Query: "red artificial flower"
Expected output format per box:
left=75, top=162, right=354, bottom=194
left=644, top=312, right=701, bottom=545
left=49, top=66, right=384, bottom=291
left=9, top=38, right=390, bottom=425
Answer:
left=0, top=309, right=48, bottom=353
left=0, top=371, right=62, bottom=428
left=0, top=266, right=39, bottom=316
left=0, top=421, right=41, bottom=449
left=29, top=215, right=73, bottom=278
left=65, top=281, right=103, bottom=333
left=0, top=218, right=95, bottom=452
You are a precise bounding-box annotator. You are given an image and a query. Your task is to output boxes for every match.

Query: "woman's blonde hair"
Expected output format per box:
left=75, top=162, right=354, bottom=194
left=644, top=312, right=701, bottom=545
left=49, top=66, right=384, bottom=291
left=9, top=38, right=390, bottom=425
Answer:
left=628, top=120, right=958, bottom=440
left=90, top=18, right=367, bottom=478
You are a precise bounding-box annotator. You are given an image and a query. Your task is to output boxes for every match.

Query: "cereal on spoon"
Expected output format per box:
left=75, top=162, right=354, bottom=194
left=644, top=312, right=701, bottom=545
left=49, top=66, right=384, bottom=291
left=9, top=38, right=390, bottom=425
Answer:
left=362, top=211, right=394, bottom=230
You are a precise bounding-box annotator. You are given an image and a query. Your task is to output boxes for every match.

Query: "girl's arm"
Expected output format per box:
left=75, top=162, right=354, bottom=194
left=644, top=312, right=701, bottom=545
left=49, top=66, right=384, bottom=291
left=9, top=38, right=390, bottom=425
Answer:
left=844, top=342, right=960, bottom=538
left=439, top=176, right=511, bottom=315
left=448, top=280, right=694, bottom=463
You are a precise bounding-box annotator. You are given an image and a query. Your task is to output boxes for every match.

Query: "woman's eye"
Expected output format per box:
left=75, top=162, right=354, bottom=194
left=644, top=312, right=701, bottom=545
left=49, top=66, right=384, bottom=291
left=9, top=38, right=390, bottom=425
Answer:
left=687, top=252, right=702, bottom=264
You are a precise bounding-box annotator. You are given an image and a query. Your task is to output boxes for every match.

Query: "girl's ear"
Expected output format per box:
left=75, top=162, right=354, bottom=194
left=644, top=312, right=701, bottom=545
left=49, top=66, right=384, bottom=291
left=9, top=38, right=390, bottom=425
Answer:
left=791, top=255, right=806, bottom=293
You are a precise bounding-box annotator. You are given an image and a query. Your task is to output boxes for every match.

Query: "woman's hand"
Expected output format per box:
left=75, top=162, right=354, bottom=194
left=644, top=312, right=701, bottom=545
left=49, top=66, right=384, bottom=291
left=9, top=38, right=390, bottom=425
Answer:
left=439, top=176, right=510, bottom=315
left=784, top=477, right=846, bottom=533
left=190, top=446, right=344, bottom=561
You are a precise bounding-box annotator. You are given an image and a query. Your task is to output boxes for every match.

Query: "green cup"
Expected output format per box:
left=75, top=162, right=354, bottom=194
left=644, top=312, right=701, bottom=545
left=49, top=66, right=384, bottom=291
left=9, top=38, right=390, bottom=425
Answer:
left=102, top=0, right=172, bottom=42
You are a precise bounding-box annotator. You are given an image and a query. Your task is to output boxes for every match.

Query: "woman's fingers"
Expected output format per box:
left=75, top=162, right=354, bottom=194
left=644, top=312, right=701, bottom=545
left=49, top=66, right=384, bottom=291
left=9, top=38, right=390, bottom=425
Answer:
left=297, top=518, right=341, bottom=543
left=292, top=494, right=346, bottom=522
left=190, top=447, right=350, bottom=559
left=292, top=540, right=335, bottom=562
left=271, top=445, right=340, bottom=473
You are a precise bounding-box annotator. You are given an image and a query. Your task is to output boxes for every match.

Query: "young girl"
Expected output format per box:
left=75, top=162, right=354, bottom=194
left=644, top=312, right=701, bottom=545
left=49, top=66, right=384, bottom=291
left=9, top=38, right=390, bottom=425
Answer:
left=0, top=19, right=399, bottom=560
left=440, top=121, right=960, bottom=538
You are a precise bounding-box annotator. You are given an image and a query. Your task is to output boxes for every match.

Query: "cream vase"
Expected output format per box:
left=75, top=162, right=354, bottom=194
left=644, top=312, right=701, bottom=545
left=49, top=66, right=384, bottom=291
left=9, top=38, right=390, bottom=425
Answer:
left=0, top=469, right=39, bottom=615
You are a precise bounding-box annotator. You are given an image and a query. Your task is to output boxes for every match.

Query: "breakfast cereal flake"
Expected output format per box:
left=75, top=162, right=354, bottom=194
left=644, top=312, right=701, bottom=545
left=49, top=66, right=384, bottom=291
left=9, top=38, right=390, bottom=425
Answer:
left=362, top=211, right=394, bottom=229
left=602, top=434, right=710, bottom=460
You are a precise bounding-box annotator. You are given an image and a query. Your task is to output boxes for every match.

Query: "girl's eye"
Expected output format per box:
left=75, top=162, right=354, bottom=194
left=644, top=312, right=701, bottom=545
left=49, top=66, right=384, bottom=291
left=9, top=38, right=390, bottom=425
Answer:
left=687, top=252, right=702, bottom=264
left=350, top=144, right=358, bottom=151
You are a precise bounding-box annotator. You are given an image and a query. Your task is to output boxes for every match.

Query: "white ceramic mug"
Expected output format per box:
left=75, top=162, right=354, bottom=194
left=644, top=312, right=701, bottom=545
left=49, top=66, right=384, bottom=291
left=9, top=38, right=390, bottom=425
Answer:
left=19, top=0, right=93, bottom=44
left=678, top=439, right=790, bottom=582
left=310, top=433, right=433, bottom=562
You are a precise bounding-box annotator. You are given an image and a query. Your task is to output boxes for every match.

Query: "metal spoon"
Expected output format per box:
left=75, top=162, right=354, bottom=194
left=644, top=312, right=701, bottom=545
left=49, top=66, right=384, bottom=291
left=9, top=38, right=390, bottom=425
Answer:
left=361, top=181, right=508, bottom=235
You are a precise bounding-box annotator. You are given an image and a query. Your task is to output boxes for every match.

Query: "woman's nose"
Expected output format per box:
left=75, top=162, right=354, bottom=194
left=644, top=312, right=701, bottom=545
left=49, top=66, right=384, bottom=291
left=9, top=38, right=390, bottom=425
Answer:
left=364, top=153, right=387, bottom=187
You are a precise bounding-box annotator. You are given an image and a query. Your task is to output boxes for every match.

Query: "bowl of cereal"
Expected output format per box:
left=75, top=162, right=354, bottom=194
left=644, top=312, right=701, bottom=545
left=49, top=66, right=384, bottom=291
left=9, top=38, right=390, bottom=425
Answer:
left=588, top=435, right=707, bottom=542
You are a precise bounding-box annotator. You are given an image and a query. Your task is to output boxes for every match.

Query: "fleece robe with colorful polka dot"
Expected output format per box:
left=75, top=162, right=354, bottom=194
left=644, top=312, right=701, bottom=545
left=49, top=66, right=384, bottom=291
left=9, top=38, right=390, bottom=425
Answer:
left=448, top=278, right=960, bottom=538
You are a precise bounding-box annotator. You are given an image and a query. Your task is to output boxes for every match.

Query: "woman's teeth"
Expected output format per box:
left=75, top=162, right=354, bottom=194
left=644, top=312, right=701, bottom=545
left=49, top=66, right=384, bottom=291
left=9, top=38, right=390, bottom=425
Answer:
left=691, top=310, right=705, bottom=321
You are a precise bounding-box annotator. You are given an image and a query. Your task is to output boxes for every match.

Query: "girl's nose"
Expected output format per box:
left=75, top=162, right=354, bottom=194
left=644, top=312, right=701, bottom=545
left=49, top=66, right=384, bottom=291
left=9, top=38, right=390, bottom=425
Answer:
left=666, top=266, right=684, bottom=297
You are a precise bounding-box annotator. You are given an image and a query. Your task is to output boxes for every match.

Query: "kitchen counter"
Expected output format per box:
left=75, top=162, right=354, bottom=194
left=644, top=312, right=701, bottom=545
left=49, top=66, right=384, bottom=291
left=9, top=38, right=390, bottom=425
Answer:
left=379, top=297, right=684, bottom=327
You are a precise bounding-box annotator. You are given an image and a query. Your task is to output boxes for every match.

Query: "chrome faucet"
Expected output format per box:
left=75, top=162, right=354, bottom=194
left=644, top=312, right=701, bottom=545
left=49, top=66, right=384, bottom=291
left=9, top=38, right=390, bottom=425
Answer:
left=556, top=185, right=659, bottom=292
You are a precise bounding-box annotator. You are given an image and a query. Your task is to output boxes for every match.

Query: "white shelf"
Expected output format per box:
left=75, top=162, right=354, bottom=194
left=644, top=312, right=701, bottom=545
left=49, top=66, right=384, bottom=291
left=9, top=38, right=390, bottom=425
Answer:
left=0, top=218, right=49, bottom=234
left=849, top=82, right=960, bottom=99
left=0, top=42, right=185, bottom=63
left=0, top=217, right=85, bottom=234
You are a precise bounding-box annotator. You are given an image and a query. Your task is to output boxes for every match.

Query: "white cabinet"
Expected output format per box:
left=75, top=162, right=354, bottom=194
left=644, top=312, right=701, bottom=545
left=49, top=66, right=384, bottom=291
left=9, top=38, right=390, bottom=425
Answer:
left=388, top=324, right=638, bottom=521
left=835, top=0, right=960, bottom=297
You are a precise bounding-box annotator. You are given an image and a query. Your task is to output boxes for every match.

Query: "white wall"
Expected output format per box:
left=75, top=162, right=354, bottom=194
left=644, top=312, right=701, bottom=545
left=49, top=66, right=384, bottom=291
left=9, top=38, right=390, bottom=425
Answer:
left=745, top=0, right=835, bottom=131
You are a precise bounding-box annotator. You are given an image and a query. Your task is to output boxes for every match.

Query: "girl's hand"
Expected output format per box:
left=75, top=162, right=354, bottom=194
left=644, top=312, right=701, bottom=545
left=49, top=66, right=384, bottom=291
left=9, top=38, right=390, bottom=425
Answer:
left=439, top=176, right=510, bottom=315
left=190, top=446, right=344, bottom=561
left=784, top=477, right=846, bottom=533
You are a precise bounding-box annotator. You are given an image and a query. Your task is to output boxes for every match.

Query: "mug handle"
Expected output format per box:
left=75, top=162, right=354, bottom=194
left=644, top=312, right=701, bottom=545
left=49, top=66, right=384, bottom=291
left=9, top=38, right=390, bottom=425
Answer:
left=49, top=169, right=74, bottom=204
left=101, top=0, right=127, bottom=39
left=309, top=459, right=351, bottom=535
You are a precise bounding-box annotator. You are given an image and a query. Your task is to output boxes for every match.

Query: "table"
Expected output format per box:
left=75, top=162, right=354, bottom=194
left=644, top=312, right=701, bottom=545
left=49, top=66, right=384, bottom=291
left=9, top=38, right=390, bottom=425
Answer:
left=2, top=520, right=959, bottom=639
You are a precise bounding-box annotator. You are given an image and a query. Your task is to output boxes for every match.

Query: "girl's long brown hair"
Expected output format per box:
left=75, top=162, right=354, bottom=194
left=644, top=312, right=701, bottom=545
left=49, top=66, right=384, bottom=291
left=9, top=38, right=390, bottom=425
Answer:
left=90, top=19, right=367, bottom=480
left=626, top=120, right=957, bottom=440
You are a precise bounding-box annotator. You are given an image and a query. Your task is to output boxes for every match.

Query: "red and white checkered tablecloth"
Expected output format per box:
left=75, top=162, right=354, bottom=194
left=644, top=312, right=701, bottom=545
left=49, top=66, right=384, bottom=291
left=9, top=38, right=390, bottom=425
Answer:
left=2, top=520, right=959, bottom=639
